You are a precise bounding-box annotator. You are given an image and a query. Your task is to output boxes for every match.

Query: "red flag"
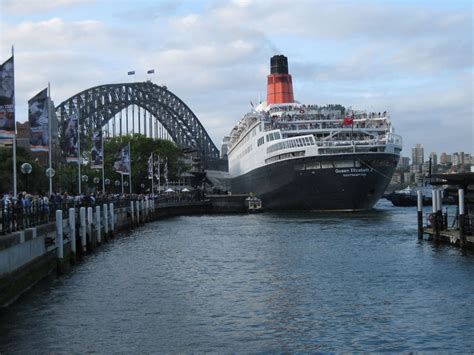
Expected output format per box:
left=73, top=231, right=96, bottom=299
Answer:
left=342, top=116, right=353, bottom=126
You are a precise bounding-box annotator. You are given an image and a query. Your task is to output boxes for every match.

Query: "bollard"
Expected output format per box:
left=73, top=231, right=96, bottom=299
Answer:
left=459, top=189, right=465, bottom=248
left=432, top=190, right=438, bottom=240
left=103, top=204, right=108, bottom=239
left=417, top=190, right=423, bottom=239
left=68, top=207, right=76, bottom=256
left=80, top=207, right=87, bottom=253
left=109, top=203, right=115, bottom=234
left=87, top=207, right=93, bottom=247
left=96, top=206, right=101, bottom=244
left=130, top=201, right=135, bottom=227
left=136, top=201, right=140, bottom=224
left=56, top=210, right=64, bottom=260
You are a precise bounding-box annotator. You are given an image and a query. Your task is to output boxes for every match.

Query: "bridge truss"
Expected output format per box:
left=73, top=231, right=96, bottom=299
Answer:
left=55, top=81, right=220, bottom=162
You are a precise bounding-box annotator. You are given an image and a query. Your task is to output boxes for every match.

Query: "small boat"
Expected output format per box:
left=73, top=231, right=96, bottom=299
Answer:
left=246, top=196, right=264, bottom=213
left=385, top=186, right=456, bottom=207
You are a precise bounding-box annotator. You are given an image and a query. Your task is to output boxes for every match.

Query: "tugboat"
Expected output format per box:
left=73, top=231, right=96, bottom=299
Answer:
left=246, top=195, right=264, bottom=213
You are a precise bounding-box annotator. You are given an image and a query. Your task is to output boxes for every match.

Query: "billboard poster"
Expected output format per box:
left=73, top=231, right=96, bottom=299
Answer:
left=113, top=144, right=130, bottom=175
left=91, top=130, right=103, bottom=169
left=64, top=110, right=79, bottom=162
left=0, top=56, right=15, bottom=138
left=28, top=88, right=49, bottom=152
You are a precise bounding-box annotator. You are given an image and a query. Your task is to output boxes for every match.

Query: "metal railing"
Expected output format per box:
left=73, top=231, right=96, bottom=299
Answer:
left=0, top=192, right=205, bottom=236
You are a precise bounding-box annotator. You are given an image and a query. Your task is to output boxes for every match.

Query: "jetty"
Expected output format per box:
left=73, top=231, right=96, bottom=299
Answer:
left=416, top=172, right=474, bottom=249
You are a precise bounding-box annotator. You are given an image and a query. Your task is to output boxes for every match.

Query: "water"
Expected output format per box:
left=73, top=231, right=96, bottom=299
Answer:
left=0, top=200, right=473, bottom=352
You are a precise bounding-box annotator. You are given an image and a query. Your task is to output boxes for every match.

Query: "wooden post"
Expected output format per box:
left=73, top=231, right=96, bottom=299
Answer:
left=56, top=210, right=64, bottom=274
left=432, top=190, right=438, bottom=240
left=68, top=207, right=76, bottom=258
left=109, top=203, right=115, bottom=235
left=436, top=190, right=443, bottom=231
left=103, top=204, right=108, bottom=239
left=80, top=207, right=86, bottom=253
left=459, top=188, right=466, bottom=248
left=130, top=201, right=135, bottom=227
left=56, top=210, right=64, bottom=260
left=136, top=201, right=140, bottom=224
left=417, top=190, right=423, bottom=239
left=95, top=206, right=101, bottom=244
left=87, top=207, right=93, bottom=249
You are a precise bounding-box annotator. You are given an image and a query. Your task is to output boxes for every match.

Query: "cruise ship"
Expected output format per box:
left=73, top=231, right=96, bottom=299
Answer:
left=222, top=55, right=403, bottom=210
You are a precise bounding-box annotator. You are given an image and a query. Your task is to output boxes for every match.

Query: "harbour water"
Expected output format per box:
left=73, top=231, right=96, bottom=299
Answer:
left=0, top=199, right=473, bottom=352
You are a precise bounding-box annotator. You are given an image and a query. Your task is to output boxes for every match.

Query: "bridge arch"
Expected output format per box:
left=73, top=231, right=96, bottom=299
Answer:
left=55, top=81, right=220, bottom=161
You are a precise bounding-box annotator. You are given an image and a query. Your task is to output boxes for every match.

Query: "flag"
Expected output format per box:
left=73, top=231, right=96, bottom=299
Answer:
left=28, top=88, right=49, bottom=152
left=64, top=110, right=79, bottom=162
left=164, top=159, right=168, bottom=184
left=113, top=144, right=130, bottom=175
left=154, top=155, right=160, bottom=180
left=91, top=130, right=103, bottom=169
left=147, top=153, right=153, bottom=179
left=342, top=116, right=354, bottom=126
left=0, top=56, right=15, bottom=138
left=127, top=71, right=135, bottom=75
left=147, top=69, right=155, bottom=74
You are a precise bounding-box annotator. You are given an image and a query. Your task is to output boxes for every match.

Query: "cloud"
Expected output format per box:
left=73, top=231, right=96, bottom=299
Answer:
left=2, top=0, right=94, bottom=14
left=0, top=0, right=471, bottom=156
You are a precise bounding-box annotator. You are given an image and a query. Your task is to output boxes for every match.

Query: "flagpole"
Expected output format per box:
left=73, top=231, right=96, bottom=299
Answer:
left=12, top=46, right=17, bottom=198
left=101, top=129, right=105, bottom=193
left=47, top=82, right=52, bottom=197
left=128, top=142, right=132, bottom=194
left=151, top=152, right=154, bottom=196
left=78, top=111, right=82, bottom=194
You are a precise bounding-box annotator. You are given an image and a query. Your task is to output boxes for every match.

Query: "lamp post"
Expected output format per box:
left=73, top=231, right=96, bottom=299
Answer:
left=81, top=175, right=89, bottom=194
left=20, top=163, right=33, bottom=192
left=114, top=180, right=120, bottom=194
left=93, top=177, right=100, bottom=193
left=140, top=183, right=145, bottom=194
left=124, top=181, right=129, bottom=195
left=105, top=178, right=110, bottom=194
left=45, top=168, right=55, bottom=196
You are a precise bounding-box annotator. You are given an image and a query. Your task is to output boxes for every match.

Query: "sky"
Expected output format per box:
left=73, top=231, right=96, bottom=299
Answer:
left=1, top=0, right=472, bottom=158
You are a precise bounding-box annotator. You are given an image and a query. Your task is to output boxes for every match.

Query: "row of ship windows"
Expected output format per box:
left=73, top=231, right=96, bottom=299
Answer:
left=257, top=131, right=282, bottom=147
left=267, top=136, right=314, bottom=154
left=294, top=159, right=396, bottom=170
left=265, top=151, right=305, bottom=164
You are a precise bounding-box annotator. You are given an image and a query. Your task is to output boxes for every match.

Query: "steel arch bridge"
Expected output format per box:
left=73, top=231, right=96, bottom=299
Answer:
left=55, top=81, right=220, bottom=161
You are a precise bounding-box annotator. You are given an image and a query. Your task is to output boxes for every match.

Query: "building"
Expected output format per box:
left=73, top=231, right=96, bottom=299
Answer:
left=440, top=152, right=451, bottom=165
left=429, top=152, right=437, bottom=167
left=398, top=156, right=410, bottom=169
left=412, top=144, right=424, bottom=166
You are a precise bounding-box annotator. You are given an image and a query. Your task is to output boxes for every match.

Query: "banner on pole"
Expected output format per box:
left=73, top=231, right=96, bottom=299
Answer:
left=147, top=153, right=153, bottom=179
left=113, top=144, right=130, bottom=175
left=64, top=110, right=79, bottom=162
left=91, top=130, right=103, bottom=169
left=0, top=56, right=15, bottom=138
left=28, top=88, right=49, bottom=152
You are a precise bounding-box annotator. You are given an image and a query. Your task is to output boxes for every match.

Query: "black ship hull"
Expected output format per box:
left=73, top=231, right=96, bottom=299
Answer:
left=230, top=153, right=399, bottom=210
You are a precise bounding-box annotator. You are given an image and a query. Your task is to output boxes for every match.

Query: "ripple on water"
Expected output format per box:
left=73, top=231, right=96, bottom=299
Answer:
left=0, top=201, right=473, bottom=353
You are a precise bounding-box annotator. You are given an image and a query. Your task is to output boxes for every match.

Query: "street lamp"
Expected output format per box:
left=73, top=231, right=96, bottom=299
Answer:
left=20, top=163, right=33, bottom=192
left=140, top=183, right=145, bottom=193
left=81, top=175, right=88, bottom=193
left=114, top=180, right=120, bottom=193
left=105, top=178, right=111, bottom=193
left=93, top=177, right=100, bottom=192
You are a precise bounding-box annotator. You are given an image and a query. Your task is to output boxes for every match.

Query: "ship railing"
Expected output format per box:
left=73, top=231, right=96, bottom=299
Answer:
left=314, top=138, right=387, bottom=148
left=387, top=133, right=403, bottom=146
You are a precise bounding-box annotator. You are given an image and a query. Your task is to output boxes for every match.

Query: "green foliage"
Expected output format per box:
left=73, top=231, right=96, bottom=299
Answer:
left=0, top=146, right=48, bottom=195
left=1, top=135, right=185, bottom=195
